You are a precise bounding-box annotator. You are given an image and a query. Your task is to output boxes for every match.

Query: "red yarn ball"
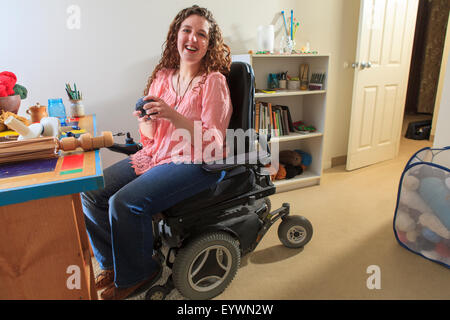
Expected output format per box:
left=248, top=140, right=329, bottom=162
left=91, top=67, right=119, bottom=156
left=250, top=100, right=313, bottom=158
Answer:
left=397, top=231, right=408, bottom=244
left=435, top=242, right=450, bottom=258
left=0, top=71, right=17, bottom=97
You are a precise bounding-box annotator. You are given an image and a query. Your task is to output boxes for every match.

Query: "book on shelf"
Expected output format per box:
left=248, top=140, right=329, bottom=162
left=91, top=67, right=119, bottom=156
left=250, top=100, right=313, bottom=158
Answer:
left=255, top=102, right=260, bottom=133
left=254, top=102, right=297, bottom=137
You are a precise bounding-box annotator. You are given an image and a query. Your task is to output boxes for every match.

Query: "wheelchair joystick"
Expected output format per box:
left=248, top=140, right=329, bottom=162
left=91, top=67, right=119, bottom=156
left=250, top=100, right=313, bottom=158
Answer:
left=125, top=132, right=134, bottom=145
left=107, top=132, right=142, bottom=155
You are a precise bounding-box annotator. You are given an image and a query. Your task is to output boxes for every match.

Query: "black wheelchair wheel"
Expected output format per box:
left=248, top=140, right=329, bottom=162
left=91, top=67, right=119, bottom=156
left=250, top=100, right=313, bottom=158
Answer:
left=172, top=231, right=240, bottom=300
left=145, top=285, right=170, bottom=300
left=278, top=215, right=313, bottom=248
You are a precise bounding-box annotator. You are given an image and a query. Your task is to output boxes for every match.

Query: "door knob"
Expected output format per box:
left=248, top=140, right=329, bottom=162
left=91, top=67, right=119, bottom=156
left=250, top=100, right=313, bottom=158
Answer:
left=360, top=61, right=372, bottom=69
left=352, top=62, right=359, bottom=69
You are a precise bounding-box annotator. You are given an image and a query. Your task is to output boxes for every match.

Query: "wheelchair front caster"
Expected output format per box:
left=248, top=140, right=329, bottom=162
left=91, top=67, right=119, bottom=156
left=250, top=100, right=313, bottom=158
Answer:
left=264, top=197, right=272, bottom=214
left=172, top=231, right=241, bottom=300
left=278, top=215, right=313, bottom=248
left=145, top=285, right=170, bottom=300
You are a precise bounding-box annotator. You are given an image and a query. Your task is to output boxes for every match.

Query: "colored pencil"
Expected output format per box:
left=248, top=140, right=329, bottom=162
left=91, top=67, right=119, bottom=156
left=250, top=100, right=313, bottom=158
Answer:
left=290, top=10, right=293, bottom=40
left=281, top=11, right=289, bottom=38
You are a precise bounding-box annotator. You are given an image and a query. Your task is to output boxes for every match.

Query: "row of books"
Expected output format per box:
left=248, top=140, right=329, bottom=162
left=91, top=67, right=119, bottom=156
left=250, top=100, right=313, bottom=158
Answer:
left=255, top=102, right=295, bottom=137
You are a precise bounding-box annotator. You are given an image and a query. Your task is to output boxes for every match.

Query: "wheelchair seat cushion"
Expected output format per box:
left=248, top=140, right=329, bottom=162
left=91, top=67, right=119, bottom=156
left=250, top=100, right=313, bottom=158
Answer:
left=163, top=166, right=255, bottom=217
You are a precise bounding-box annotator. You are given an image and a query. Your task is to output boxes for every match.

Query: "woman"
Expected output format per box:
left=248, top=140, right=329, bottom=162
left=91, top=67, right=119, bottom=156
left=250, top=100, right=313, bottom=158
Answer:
left=81, top=5, right=232, bottom=300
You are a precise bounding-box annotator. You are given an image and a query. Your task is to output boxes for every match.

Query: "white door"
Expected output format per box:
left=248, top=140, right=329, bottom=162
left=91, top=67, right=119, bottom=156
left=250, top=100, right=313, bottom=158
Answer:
left=346, top=0, right=419, bottom=171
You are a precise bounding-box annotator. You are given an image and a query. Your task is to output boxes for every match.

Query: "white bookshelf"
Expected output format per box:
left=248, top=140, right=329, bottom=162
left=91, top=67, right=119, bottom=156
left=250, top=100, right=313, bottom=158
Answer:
left=233, top=53, right=330, bottom=193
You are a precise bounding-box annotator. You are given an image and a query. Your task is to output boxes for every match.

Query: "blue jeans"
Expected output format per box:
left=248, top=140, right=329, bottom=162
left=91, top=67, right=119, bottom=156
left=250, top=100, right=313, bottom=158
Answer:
left=81, top=158, right=224, bottom=287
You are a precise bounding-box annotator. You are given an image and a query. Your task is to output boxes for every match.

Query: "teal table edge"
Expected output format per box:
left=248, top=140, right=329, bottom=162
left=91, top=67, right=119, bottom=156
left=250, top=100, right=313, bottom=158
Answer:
left=0, top=114, right=105, bottom=206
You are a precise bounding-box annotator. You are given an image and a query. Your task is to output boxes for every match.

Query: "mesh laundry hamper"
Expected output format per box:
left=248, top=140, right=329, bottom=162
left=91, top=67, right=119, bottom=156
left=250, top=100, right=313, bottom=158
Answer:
left=393, top=146, right=450, bottom=268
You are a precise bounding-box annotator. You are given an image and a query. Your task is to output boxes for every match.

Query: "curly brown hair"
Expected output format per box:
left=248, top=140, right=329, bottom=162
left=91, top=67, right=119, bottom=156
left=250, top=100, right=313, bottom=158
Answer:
left=144, top=5, right=231, bottom=95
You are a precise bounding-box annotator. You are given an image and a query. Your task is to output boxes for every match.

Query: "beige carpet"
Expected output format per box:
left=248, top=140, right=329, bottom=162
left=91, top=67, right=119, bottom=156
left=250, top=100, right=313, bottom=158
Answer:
left=95, top=113, right=450, bottom=300
left=218, top=114, right=448, bottom=300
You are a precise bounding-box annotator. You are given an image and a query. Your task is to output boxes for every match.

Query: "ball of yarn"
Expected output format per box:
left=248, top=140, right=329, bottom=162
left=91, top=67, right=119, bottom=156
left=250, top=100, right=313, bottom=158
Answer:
left=418, top=177, right=450, bottom=229
left=409, top=208, right=422, bottom=221
left=395, top=210, right=416, bottom=232
left=416, top=236, right=436, bottom=251
left=421, top=227, right=442, bottom=243
left=400, top=189, right=432, bottom=214
left=418, top=165, right=434, bottom=179
left=406, top=230, right=419, bottom=242
left=403, top=175, right=420, bottom=191
left=409, top=167, right=421, bottom=178
left=433, top=168, right=446, bottom=180
left=435, top=242, right=450, bottom=258
left=273, top=164, right=286, bottom=180
left=294, top=149, right=312, bottom=166
left=443, top=238, right=450, bottom=247
left=397, top=231, right=408, bottom=244
left=418, top=212, right=450, bottom=239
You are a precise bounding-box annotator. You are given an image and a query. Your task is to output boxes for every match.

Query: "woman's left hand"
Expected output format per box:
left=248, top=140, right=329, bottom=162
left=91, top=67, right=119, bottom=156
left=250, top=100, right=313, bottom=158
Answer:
left=142, top=95, right=180, bottom=123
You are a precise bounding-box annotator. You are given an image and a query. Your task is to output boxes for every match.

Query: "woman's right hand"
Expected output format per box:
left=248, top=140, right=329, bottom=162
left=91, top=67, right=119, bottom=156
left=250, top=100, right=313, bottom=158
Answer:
left=133, top=109, right=156, bottom=139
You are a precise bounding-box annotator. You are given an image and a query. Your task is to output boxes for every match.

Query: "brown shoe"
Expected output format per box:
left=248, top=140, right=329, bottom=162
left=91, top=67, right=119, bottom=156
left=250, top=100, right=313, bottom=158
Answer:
left=100, top=268, right=161, bottom=300
left=95, top=269, right=114, bottom=291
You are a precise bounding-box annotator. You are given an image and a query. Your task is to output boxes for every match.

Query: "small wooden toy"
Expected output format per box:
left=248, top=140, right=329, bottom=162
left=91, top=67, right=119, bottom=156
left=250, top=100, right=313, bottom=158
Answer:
left=58, top=131, right=113, bottom=151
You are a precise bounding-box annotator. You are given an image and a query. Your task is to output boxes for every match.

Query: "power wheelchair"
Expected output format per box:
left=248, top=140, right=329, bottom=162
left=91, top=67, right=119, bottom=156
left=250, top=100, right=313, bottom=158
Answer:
left=108, top=62, right=313, bottom=300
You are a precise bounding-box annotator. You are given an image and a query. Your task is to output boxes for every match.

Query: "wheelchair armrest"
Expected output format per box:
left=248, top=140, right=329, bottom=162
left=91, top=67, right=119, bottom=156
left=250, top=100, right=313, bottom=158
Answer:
left=107, top=143, right=143, bottom=155
left=202, top=150, right=271, bottom=173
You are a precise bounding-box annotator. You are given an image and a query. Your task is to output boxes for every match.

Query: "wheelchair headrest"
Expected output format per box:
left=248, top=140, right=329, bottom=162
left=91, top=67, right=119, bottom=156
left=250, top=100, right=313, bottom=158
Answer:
left=226, top=62, right=255, bottom=132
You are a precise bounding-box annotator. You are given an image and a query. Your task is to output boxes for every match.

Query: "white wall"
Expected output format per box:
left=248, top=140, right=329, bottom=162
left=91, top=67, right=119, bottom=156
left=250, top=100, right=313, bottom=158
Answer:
left=1, top=0, right=360, bottom=168
left=432, top=13, right=450, bottom=148
left=433, top=47, right=450, bottom=148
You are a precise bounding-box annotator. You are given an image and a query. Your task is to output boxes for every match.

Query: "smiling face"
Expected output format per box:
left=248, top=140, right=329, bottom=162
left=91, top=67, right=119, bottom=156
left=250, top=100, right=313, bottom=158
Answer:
left=176, top=14, right=210, bottom=67
left=144, top=6, right=232, bottom=96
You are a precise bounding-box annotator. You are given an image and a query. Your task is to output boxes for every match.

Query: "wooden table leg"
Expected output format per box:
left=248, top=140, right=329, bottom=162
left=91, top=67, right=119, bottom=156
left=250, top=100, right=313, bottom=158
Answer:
left=71, top=193, right=98, bottom=300
left=0, top=194, right=95, bottom=299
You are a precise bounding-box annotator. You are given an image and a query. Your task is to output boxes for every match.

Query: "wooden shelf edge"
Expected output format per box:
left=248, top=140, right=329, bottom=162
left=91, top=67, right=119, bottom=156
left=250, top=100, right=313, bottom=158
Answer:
left=251, top=53, right=330, bottom=58
left=273, top=173, right=321, bottom=193
left=255, top=90, right=326, bottom=98
left=273, top=172, right=320, bottom=187
left=269, top=132, right=323, bottom=143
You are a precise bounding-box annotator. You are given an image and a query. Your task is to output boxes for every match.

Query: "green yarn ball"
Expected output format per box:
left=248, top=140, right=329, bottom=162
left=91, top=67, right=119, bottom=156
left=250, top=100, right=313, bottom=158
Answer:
left=13, top=84, right=28, bottom=99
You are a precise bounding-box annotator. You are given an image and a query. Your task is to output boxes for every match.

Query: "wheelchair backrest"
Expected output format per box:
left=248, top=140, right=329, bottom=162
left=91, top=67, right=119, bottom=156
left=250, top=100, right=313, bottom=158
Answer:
left=226, top=62, right=256, bottom=154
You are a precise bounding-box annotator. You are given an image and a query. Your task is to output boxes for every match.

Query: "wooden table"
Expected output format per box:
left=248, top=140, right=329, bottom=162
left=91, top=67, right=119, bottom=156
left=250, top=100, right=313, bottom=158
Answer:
left=0, top=115, right=104, bottom=299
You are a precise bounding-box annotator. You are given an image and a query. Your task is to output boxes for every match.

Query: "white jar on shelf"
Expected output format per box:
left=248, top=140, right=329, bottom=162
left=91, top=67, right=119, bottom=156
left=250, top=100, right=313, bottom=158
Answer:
left=257, top=25, right=274, bottom=53
left=69, top=99, right=85, bottom=117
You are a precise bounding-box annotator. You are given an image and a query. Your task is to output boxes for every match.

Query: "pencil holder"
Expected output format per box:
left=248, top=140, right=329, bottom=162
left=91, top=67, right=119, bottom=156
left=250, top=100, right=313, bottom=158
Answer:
left=280, top=36, right=296, bottom=54
left=69, top=99, right=85, bottom=117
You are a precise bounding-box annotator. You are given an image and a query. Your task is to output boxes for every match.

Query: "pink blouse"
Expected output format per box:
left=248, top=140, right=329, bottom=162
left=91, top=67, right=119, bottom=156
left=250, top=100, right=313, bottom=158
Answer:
left=130, top=69, right=233, bottom=175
